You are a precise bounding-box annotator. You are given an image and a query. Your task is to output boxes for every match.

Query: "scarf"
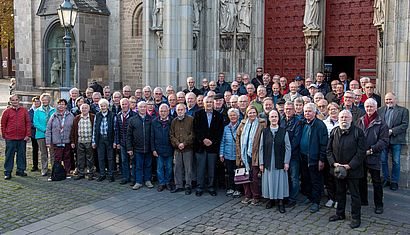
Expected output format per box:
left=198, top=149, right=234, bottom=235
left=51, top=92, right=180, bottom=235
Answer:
left=240, top=118, right=259, bottom=170
left=364, top=112, right=378, bottom=129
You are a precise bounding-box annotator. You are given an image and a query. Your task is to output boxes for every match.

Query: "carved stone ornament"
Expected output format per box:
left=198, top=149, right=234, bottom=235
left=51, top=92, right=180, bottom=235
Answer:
left=193, top=0, right=203, bottom=31
left=373, top=0, right=385, bottom=31
left=303, top=28, right=320, bottom=50
left=303, top=0, right=320, bottom=30
left=220, top=34, right=233, bottom=51
left=151, top=0, right=164, bottom=30
left=156, top=30, right=163, bottom=48
left=236, top=34, right=249, bottom=51
left=193, top=32, right=199, bottom=50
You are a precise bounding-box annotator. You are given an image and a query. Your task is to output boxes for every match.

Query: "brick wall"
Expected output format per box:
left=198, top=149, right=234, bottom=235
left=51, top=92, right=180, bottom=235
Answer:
left=121, top=0, right=143, bottom=91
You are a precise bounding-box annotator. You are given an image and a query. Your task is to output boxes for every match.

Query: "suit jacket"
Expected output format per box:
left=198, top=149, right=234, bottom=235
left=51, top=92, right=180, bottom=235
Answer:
left=378, top=105, right=409, bottom=144
left=193, top=109, right=224, bottom=154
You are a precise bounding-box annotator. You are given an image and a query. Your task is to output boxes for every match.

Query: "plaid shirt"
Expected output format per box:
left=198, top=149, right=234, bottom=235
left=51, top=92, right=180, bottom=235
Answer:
left=78, top=114, right=92, bottom=143
left=100, top=112, right=108, bottom=135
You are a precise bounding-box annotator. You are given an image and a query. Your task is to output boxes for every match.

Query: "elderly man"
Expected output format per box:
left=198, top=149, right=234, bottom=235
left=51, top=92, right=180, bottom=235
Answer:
left=262, top=73, right=273, bottom=96
left=199, top=78, right=210, bottom=95
left=71, top=104, right=95, bottom=180
left=378, top=92, right=409, bottom=191
left=92, top=99, right=116, bottom=182
left=214, top=93, right=229, bottom=126
left=67, top=88, right=80, bottom=114
left=165, top=85, right=175, bottom=97
left=349, top=80, right=360, bottom=91
left=245, top=84, right=257, bottom=102
left=142, top=86, right=153, bottom=102
left=251, top=86, right=267, bottom=114
left=167, top=93, right=178, bottom=119
left=230, top=95, right=239, bottom=109
left=343, top=91, right=365, bottom=122
left=170, top=103, right=195, bottom=194
left=338, top=72, right=350, bottom=92
left=151, top=104, right=174, bottom=192
left=217, top=72, right=231, bottom=94
left=313, top=92, right=325, bottom=105
left=251, top=67, right=264, bottom=88
left=176, top=91, right=186, bottom=104
left=194, top=96, right=224, bottom=196
left=231, top=81, right=242, bottom=96
left=122, top=85, right=132, bottom=99
left=114, top=98, right=136, bottom=185
left=183, top=77, right=201, bottom=96
left=316, top=99, right=329, bottom=120
left=295, top=75, right=309, bottom=96
left=2, top=95, right=31, bottom=179
left=283, top=82, right=301, bottom=102
left=185, top=92, right=199, bottom=116
left=353, top=89, right=364, bottom=111
left=134, top=89, right=142, bottom=102
left=111, top=91, right=122, bottom=114
left=238, top=95, right=249, bottom=120
left=259, top=97, right=274, bottom=126
left=85, top=87, right=94, bottom=105
left=280, top=101, right=302, bottom=207
left=90, top=92, right=102, bottom=114
left=127, top=101, right=153, bottom=190
left=240, top=74, right=250, bottom=95
left=103, top=86, right=111, bottom=102
left=327, top=110, right=365, bottom=229
left=357, top=98, right=389, bottom=214
left=315, top=72, right=330, bottom=95
left=326, top=83, right=344, bottom=105
left=271, top=83, right=283, bottom=106
left=361, top=82, right=381, bottom=107
left=153, top=87, right=168, bottom=111
left=359, top=77, right=370, bottom=93
left=300, top=103, right=328, bottom=213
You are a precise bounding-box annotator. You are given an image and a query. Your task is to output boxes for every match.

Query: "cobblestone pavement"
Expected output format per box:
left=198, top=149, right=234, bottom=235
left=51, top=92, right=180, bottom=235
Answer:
left=2, top=137, right=410, bottom=234
left=0, top=140, right=129, bottom=234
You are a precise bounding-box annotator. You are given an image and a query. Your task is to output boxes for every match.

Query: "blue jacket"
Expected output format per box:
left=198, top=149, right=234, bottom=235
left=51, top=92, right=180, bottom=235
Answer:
left=114, top=110, right=136, bottom=146
left=219, top=122, right=239, bottom=161
left=33, top=106, right=56, bottom=139
left=300, top=118, right=328, bottom=165
left=150, top=117, right=173, bottom=157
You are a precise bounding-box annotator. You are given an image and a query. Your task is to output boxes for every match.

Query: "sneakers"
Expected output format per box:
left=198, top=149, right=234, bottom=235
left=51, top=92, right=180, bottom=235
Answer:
left=250, top=199, right=260, bottom=206
left=132, top=183, right=143, bottom=190
left=232, top=191, right=242, bottom=198
left=241, top=197, right=251, bottom=204
left=145, top=181, right=154, bottom=188
left=325, top=199, right=335, bottom=208
left=334, top=202, right=338, bottom=209
left=310, top=203, right=320, bottom=213
left=225, top=189, right=234, bottom=196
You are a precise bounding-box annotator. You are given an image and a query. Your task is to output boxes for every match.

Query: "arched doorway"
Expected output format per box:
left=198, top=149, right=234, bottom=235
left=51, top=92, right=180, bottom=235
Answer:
left=44, top=23, right=77, bottom=87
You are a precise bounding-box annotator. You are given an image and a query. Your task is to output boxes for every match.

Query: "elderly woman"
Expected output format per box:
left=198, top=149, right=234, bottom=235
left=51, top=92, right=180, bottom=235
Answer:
left=220, top=108, right=241, bottom=198
left=324, top=102, right=340, bottom=137
left=259, top=109, right=291, bottom=213
left=236, top=106, right=267, bottom=205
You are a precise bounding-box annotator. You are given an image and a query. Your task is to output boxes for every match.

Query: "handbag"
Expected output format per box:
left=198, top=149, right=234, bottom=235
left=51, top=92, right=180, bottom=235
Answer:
left=234, top=168, right=251, bottom=184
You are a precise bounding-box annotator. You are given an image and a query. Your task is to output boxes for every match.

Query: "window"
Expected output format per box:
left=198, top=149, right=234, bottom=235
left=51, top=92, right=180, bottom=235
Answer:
left=45, top=23, right=77, bottom=87
left=132, top=3, right=143, bottom=37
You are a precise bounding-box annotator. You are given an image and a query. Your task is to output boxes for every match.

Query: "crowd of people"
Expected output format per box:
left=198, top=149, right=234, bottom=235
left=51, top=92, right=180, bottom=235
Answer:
left=1, top=68, right=409, bottom=229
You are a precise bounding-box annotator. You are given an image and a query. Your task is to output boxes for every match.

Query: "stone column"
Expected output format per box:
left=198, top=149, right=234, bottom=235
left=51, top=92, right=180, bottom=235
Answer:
left=143, top=0, right=159, bottom=87
left=107, top=0, right=121, bottom=90
left=379, top=0, right=410, bottom=187
left=176, top=0, right=193, bottom=90
left=303, top=0, right=325, bottom=80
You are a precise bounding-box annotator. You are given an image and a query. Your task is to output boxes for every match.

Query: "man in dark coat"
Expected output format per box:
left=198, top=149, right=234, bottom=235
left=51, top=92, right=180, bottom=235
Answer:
left=193, top=96, right=224, bottom=196
left=327, top=110, right=366, bottom=229
left=356, top=98, right=389, bottom=215
left=378, top=92, right=409, bottom=190
left=343, top=91, right=365, bottom=123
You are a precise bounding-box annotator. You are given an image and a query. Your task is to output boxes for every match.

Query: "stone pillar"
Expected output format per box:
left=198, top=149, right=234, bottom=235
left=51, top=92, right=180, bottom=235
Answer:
left=379, top=0, right=410, bottom=187
left=303, top=0, right=325, bottom=80
left=107, top=0, right=121, bottom=90
left=143, top=0, right=159, bottom=87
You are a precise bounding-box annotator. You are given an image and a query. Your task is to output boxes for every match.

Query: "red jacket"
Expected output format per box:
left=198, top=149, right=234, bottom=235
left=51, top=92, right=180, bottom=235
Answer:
left=1, top=106, right=31, bottom=140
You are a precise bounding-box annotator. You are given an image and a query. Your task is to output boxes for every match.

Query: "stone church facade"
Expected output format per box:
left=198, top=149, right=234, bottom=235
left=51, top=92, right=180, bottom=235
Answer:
left=13, top=0, right=410, bottom=186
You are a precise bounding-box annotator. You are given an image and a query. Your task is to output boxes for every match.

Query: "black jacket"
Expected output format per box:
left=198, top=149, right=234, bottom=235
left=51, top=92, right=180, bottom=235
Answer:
left=356, top=114, right=389, bottom=170
left=378, top=105, right=409, bottom=144
left=93, top=111, right=115, bottom=145
left=300, top=118, right=328, bottom=165
left=114, top=110, right=136, bottom=146
left=280, top=115, right=302, bottom=159
left=126, top=114, right=152, bottom=153
left=327, top=125, right=366, bottom=179
left=193, top=109, right=224, bottom=154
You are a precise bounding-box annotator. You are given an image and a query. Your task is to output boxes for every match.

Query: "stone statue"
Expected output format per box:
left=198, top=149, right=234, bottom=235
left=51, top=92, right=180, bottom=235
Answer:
left=193, top=0, right=203, bottom=30
left=237, top=0, right=251, bottom=33
left=303, top=0, right=320, bottom=30
left=152, top=0, right=164, bottom=29
left=220, top=0, right=237, bottom=33
left=50, top=57, right=61, bottom=86
left=373, top=0, right=385, bottom=27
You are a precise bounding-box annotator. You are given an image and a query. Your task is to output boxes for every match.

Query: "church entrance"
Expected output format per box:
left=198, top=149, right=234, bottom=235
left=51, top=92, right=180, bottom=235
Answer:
left=324, top=56, right=355, bottom=82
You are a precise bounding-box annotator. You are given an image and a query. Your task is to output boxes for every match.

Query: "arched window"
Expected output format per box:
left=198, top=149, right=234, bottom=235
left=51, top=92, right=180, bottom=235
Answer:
left=45, top=23, right=77, bottom=87
left=132, top=3, right=143, bottom=37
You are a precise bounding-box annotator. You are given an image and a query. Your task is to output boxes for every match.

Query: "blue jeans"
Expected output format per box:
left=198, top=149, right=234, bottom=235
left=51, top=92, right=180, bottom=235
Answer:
left=381, top=144, right=402, bottom=183
left=120, top=147, right=131, bottom=182
left=288, top=157, right=300, bottom=202
left=4, top=140, right=27, bottom=175
left=133, top=152, right=152, bottom=184
left=157, top=156, right=173, bottom=185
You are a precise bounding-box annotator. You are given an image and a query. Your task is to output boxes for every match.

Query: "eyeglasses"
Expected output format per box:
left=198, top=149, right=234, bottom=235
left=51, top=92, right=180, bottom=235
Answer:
left=344, top=96, right=354, bottom=99
left=365, top=86, right=375, bottom=89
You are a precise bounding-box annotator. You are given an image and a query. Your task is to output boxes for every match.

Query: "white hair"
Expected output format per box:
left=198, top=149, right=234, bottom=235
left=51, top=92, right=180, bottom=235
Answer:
left=98, top=98, right=109, bottom=107
left=69, top=88, right=79, bottom=94
left=339, top=109, right=352, bottom=118
left=303, top=102, right=317, bottom=112
left=364, top=98, right=378, bottom=107
left=227, top=108, right=240, bottom=117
